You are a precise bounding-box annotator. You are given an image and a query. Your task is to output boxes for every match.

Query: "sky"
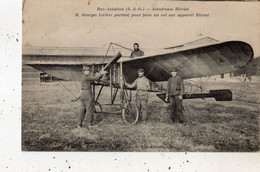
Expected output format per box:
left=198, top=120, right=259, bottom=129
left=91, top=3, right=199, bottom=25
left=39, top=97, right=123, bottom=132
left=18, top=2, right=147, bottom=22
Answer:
left=22, top=0, right=260, bottom=57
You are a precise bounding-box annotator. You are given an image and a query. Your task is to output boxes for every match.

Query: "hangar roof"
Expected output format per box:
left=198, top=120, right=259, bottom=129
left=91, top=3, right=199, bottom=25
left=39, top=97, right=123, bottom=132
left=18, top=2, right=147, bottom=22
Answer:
left=22, top=46, right=133, bottom=56
left=22, top=37, right=218, bottom=57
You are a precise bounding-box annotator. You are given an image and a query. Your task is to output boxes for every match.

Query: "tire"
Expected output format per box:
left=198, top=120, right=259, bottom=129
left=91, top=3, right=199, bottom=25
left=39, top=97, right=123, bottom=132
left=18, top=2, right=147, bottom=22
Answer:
left=122, top=102, right=139, bottom=124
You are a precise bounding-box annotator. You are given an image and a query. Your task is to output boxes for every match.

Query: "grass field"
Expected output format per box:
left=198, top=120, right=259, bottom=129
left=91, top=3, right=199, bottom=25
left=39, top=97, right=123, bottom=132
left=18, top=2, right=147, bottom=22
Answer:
left=22, top=80, right=259, bottom=152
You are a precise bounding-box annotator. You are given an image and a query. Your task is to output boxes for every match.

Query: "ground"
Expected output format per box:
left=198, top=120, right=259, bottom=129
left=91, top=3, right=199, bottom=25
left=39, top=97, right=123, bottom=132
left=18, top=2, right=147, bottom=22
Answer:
left=22, top=79, right=259, bottom=152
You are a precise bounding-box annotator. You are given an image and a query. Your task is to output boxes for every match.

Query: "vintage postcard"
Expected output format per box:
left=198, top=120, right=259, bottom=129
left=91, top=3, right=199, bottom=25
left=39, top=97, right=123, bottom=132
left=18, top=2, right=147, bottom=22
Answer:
left=0, top=0, right=259, bottom=171
left=21, top=0, right=260, bottom=153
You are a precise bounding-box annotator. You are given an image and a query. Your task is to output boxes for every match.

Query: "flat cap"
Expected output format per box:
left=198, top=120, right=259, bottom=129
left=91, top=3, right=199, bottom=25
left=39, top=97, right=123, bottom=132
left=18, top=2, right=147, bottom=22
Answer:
left=137, top=68, right=145, bottom=72
left=170, top=68, right=178, bottom=72
left=82, top=65, right=90, bottom=71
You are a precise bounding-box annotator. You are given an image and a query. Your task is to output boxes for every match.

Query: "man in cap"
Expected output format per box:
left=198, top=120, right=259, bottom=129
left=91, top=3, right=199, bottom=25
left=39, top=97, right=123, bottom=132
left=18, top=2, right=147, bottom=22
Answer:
left=77, top=65, right=107, bottom=129
left=125, top=68, right=150, bottom=121
left=130, top=43, right=144, bottom=58
left=165, top=68, right=185, bottom=123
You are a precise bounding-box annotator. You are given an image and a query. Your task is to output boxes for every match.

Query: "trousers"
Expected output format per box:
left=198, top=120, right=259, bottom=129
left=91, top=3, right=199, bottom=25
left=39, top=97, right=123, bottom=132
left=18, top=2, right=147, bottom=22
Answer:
left=78, top=90, right=95, bottom=126
left=169, top=96, right=184, bottom=123
left=136, top=91, right=148, bottom=121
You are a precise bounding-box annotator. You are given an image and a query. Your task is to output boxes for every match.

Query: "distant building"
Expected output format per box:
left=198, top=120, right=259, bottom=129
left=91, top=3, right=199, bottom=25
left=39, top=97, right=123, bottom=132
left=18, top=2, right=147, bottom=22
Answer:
left=22, top=46, right=132, bottom=86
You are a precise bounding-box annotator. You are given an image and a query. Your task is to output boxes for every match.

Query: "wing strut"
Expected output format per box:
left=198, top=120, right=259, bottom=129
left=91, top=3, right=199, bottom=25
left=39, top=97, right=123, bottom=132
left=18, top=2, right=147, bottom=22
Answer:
left=71, top=72, right=80, bottom=93
left=58, top=81, right=78, bottom=99
left=102, top=42, right=133, bottom=62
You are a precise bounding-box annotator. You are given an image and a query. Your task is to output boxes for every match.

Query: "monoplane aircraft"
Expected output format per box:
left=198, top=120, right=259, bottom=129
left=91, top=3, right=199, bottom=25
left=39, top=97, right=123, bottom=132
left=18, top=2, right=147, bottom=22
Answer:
left=26, top=37, right=254, bottom=124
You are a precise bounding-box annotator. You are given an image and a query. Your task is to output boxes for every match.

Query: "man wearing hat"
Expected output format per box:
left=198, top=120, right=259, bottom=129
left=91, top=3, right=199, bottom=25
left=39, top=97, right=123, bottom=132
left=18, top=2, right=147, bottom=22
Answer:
left=125, top=68, right=150, bottom=121
left=77, top=65, right=107, bottom=129
left=165, top=68, right=185, bottom=123
left=130, top=43, right=144, bottom=58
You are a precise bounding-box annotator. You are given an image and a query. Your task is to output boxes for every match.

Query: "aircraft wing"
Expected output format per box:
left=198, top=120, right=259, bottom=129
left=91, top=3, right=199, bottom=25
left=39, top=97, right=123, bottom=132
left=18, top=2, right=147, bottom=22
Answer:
left=26, top=54, right=121, bottom=82
left=121, top=41, right=254, bottom=83
left=26, top=41, right=253, bottom=83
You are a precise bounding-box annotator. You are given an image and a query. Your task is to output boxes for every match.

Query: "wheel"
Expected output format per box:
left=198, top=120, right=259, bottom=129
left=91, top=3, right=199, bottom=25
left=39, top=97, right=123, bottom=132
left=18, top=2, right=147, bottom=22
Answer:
left=94, top=101, right=102, bottom=113
left=122, top=102, right=139, bottom=124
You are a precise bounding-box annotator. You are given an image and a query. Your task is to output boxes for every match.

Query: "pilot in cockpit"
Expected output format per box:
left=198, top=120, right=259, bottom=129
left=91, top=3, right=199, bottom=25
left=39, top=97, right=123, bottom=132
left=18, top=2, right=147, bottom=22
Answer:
left=130, top=43, right=144, bottom=58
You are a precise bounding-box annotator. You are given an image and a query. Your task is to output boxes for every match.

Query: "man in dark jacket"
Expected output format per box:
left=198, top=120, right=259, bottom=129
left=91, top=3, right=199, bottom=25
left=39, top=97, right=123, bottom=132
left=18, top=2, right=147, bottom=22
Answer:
left=77, top=65, right=107, bottom=129
left=165, top=68, right=185, bottom=123
left=130, top=43, right=144, bottom=58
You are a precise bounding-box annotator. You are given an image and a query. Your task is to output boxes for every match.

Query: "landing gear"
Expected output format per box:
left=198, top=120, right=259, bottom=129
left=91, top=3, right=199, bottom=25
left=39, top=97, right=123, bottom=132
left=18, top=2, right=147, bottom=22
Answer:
left=91, top=61, right=140, bottom=124
left=119, top=62, right=139, bottom=124
left=122, top=102, right=139, bottom=124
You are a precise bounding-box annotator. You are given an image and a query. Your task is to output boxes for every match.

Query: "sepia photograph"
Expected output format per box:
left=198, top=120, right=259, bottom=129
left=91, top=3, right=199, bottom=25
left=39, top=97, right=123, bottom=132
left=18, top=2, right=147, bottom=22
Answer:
left=22, top=0, right=260, bottom=152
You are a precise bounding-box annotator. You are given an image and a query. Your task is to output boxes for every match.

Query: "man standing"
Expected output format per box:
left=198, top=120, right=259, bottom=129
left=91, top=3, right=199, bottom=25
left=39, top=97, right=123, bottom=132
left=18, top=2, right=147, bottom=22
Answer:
left=77, top=66, right=107, bottom=129
left=130, top=43, right=144, bottom=58
left=165, top=69, right=185, bottom=123
left=125, top=68, right=150, bottom=121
